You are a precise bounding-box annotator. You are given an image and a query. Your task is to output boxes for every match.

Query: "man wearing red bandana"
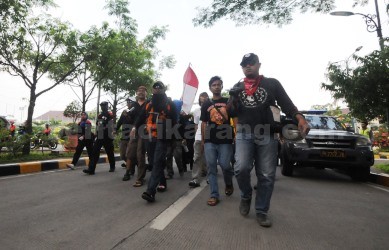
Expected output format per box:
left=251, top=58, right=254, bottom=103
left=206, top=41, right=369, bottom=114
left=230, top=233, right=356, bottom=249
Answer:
left=229, top=53, right=310, bottom=227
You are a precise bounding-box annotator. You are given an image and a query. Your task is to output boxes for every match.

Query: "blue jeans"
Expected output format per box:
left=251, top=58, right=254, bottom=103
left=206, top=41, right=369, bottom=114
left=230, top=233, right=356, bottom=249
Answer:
left=204, top=143, right=234, bottom=199
left=234, top=132, right=278, bottom=215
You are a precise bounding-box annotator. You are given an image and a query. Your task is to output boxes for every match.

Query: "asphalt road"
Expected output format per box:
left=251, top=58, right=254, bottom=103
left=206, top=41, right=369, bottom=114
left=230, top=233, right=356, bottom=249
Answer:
left=0, top=164, right=388, bottom=250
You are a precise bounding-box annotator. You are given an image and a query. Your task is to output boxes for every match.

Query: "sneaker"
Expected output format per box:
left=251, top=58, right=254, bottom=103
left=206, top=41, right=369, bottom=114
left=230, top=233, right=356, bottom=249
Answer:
left=66, top=163, right=75, bottom=170
left=256, top=213, right=272, bottom=227
left=122, top=174, right=130, bottom=181
left=239, top=199, right=251, bottom=216
left=141, top=192, right=155, bottom=202
left=157, top=184, right=167, bottom=192
left=188, top=180, right=200, bottom=188
left=225, top=184, right=234, bottom=196
left=121, top=163, right=126, bottom=168
left=82, top=169, right=95, bottom=175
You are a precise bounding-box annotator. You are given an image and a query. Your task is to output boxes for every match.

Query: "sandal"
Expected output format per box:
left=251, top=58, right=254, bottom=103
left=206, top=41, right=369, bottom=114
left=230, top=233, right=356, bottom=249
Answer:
left=133, top=180, right=144, bottom=187
left=207, top=197, right=219, bottom=206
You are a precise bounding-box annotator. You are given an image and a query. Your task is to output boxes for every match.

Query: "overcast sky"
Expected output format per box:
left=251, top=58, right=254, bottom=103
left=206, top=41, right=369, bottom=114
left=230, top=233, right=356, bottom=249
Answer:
left=1, top=0, right=387, bottom=122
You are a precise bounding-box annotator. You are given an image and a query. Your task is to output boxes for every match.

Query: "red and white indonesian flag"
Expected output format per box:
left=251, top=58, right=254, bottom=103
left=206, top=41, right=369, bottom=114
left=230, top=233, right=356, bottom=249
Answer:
left=181, top=65, right=199, bottom=114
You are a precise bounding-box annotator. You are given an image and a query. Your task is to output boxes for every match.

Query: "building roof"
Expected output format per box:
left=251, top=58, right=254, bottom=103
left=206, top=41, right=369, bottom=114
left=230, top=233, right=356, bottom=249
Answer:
left=33, top=111, right=74, bottom=123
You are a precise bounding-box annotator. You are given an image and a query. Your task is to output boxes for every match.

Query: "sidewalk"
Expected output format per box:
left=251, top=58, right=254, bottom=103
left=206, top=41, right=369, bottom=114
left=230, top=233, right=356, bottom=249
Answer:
left=0, top=154, right=121, bottom=177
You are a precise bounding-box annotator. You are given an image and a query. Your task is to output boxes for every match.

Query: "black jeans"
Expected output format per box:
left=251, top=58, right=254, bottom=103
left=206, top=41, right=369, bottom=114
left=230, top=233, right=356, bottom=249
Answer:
left=71, top=139, right=93, bottom=165
left=88, top=139, right=115, bottom=172
left=146, top=139, right=168, bottom=195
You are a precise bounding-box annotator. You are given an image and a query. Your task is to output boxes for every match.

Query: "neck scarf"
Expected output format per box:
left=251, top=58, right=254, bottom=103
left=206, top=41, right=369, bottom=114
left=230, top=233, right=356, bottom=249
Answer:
left=244, top=75, right=263, bottom=96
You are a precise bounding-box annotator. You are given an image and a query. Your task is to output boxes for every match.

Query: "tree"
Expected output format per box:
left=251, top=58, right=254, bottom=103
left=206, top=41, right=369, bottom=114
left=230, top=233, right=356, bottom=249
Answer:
left=0, top=0, right=55, bottom=23
left=96, top=0, right=175, bottom=121
left=64, top=101, right=82, bottom=124
left=53, top=25, right=110, bottom=112
left=0, top=10, right=83, bottom=154
left=193, top=0, right=368, bottom=27
left=322, top=44, right=389, bottom=123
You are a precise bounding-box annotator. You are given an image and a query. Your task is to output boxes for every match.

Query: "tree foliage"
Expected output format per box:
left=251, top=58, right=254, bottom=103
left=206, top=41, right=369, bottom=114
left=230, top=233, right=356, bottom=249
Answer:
left=0, top=4, right=83, bottom=154
left=322, top=44, right=389, bottom=122
left=63, top=100, right=82, bottom=123
left=96, top=0, right=175, bottom=120
left=193, top=0, right=370, bottom=27
left=0, top=0, right=55, bottom=24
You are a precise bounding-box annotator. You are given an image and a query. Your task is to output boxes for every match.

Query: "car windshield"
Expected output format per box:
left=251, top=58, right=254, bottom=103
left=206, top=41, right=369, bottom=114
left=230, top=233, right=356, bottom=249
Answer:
left=305, top=116, right=345, bottom=130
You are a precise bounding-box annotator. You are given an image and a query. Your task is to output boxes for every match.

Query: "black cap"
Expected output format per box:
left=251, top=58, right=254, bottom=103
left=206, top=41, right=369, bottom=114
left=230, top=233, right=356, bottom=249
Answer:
left=240, top=53, right=260, bottom=67
left=100, top=101, right=109, bottom=106
left=152, top=81, right=165, bottom=90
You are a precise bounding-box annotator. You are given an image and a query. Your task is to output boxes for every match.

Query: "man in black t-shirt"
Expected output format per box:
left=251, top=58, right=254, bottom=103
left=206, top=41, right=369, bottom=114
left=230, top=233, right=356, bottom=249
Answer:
left=229, top=53, right=310, bottom=227
left=201, top=76, right=234, bottom=206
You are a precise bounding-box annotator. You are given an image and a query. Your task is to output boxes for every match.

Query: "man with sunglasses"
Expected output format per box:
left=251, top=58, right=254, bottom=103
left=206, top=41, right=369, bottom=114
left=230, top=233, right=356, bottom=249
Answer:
left=229, top=53, right=310, bottom=227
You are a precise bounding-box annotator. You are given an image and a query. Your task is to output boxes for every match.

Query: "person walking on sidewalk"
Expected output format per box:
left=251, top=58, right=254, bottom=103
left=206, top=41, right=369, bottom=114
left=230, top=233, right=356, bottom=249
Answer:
left=229, top=53, right=310, bottom=227
left=132, top=81, right=177, bottom=202
left=67, top=112, right=93, bottom=170
left=123, top=86, right=148, bottom=185
left=188, top=92, right=209, bottom=188
left=201, top=76, right=234, bottom=206
left=83, top=101, right=116, bottom=175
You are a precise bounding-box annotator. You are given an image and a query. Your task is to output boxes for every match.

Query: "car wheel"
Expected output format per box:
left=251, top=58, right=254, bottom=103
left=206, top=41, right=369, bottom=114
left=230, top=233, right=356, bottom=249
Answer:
left=281, top=147, right=294, bottom=176
left=350, top=166, right=370, bottom=182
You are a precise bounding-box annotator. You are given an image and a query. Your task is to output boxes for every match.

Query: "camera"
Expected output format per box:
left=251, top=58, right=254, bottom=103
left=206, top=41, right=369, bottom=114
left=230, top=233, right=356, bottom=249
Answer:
left=229, top=85, right=244, bottom=97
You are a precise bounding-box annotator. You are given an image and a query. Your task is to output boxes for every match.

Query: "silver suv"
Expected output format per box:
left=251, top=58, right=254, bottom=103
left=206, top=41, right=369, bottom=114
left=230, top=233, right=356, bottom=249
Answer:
left=281, top=115, right=374, bottom=181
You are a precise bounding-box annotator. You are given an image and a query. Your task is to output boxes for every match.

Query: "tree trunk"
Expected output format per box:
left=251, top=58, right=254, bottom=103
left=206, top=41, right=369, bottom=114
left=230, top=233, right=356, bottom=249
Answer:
left=112, top=92, right=118, bottom=124
left=22, top=87, right=37, bottom=155
left=82, top=83, right=86, bottom=112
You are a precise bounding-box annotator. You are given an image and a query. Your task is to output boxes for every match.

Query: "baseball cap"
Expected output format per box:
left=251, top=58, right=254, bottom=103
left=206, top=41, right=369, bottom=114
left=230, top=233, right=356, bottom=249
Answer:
left=240, top=53, right=260, bottom=67
left=152, top=81, right=165, bottom=90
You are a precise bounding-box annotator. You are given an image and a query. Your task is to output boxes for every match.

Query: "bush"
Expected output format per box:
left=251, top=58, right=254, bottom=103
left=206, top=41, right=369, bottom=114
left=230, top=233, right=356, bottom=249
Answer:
left=0, top=128, right=30, bottom=155
left=372, top=126, right=388, bottom=148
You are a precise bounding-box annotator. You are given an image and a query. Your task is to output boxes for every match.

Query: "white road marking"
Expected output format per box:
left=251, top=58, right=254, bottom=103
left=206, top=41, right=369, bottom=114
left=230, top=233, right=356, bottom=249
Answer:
left=365, top=183, right=389, bottom=193
left=150, top=180, right=207, bottom=230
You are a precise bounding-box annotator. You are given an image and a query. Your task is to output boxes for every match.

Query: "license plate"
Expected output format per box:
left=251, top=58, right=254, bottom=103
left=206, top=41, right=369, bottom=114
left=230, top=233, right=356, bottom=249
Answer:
left=320, top=150, right=346, bottom=158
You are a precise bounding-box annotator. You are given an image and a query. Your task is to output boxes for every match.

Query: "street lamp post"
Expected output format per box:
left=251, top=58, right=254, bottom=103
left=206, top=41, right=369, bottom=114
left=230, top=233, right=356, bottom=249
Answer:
left=330, top=46, right=363, bottom=75
left=330, top=0, right=384, bottom=51
left=330, top=0, right=388, bottom=127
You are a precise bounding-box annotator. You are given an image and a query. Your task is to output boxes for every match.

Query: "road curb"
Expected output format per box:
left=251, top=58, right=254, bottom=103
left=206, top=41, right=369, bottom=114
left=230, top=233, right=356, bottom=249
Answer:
left=370, top=173, right=389, bottom=187
left=374, top=154, right=389, bottom=159
left=0, top=155, right=121, bottom=177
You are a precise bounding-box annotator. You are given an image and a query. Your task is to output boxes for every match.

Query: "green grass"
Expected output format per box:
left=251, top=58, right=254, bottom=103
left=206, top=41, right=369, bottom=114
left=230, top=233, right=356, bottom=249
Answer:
left=375, top=164, right=389, bottom=174
left=0, top=151, right=79, bottom=164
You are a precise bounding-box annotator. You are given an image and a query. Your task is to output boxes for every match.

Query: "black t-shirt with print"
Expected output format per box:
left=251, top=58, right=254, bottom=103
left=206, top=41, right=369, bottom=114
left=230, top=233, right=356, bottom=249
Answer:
left=200, top=97, right=233, bottom=144
left=229, top=77, right=299, bottom=133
